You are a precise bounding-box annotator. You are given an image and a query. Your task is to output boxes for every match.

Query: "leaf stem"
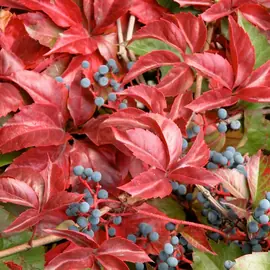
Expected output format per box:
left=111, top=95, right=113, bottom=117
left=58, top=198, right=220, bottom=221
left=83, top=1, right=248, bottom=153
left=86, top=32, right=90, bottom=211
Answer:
left=116, top=19, right=129, bottom=63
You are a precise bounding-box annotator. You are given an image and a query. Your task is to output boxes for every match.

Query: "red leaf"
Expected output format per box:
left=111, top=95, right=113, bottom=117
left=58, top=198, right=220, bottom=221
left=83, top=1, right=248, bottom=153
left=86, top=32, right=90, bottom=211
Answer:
left=122, top=50, right=180, bottom=86
left=221, top=198, right=248, bottom=219
left=45, top=242, right=70, bottom=266
left=112, top=128, right=167, bottom=170
left=93, top=0, right=131, bottom=32
left=117, top=85, right=166, bottom=114
left=0, top=48, right=24, bottom=76
left=186, top=88, right=238, bottom=112
left=18, top=12, right=63, bottom=48
left=228, top=16, right=255, bottom=88
left=11, top=70, right=68, bottom=118
left=97, top=237, right=151, bottom=263
left=46, top=248, right=94, bottom=270
left=43, top=191, right=83, bottom=211
left=129, top=0, right=167, bottom=24
left=235, top=86, right=270, bottom=102
left=181, top=227, right=216, bottom=255
left=96, top=254, right=129, bottom=270
left=0, top=0, right=28, bottom=9
left=18, top=0, right=83, bottom=28
left=239, top=4, right=270, bottom=31
left=166, top=13, right=207, bottom=53
left=0, top=177, right=39, bottom=208
left=213, top=169, right=249, bottom=199
left=3, top=209, right=42, bottom=234
left=169, top=166, right=221, bottom=187
left=185, top=53, right=234, bottom=89
left=156, top=63, right=194, bottom=97
left=174, top=0, right=211, bottom=6
left=119, top=168, right=171, bottom=199
left=95, top=33, right=118, bottom=61
left=0, top=83, right=24, bottom=117
left=0, top=104, right=69, bottom=154
left=68, top=71, right=96, bottom=127
left=132, top=19, right=186, bottom=52
left=174, top=130, right=209, bottom=168
left=44, top=229, right=99, bottom=248
left=45, top=24, right=98, bottom=56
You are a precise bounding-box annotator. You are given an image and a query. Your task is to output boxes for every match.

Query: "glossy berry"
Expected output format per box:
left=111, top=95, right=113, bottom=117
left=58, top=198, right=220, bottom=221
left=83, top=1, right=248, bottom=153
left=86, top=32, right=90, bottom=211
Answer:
left=179, top=236, right=188, bottom=246
left=192, top=125, right=200, bottom=134
left=79, top=202, right=90, bottom=213
left=234, top=154, right=244, bottom=164
left=266, top=192, right=270, bottom=201
left=248, top=221, right=259, bottom=233
left=108, top=92, right=117, bottom=101
left=73, top=165, right=84, bottom=176
left=159, top=251, right=168, bottom=261
left=218, top=108, right=228, bottom=119
left=226, top=146, right=236, bottom=153
left=84, top=168, right=93, bottom=177
left=89, top=216, right=100, bottom=225
left=252, top=244, right=262, bottom=252
left=127, top=234, right=137, bottom=243
left=259, top=199, right=270, bottom=210
left=149, top=232, right=159, bottom=242
left=259, top=214, right=269, bottom=224
left=99, top=65, right=109, bottom=75
left=242, top=243, right=252, bottom=254
left=77, top=216, right=88, bottom=227
left=212, top=152, right=223, bottom=164
left=167, top=257, right=178, bottom=267
left=224, top=260, right=235, bottom=269
left=230, top=120, right=241, bottom=130
left=107, top=59, right=117, bottom=68
left=108, top=227, right=116, bottom=237
left=223, top=150, right=234, bottom=160
left=165, top=222, right=175, bottom=231
left=81, top=60, right=90, bottom=69
left=83, top=229, right=94, bottom=237
left=206, top=162, right=218, bottom=169
left=135, top=263, right=144, bottom=270
left=197, top=192, right=207, bottom=203
left=186, top=193, right=193, bottom=201
left=98, top=76, right=109, bottom=86
left=86, top=198, right=94, bottom=206
left=236, top=165, right=247, bottom=176
left=164, top=243, right=174, bottom=255
left=65, top=208, right=72, bottom=216
left=158, top=262, right=168, bottom=270
left=92, top=171, right=102, bottom=182
left=68, top=225, right=79, bottom=232
left=110, top=79, right=117, bottom=86
left=55, top=76, right=64, bottom=83
left=220, top=156, right=228, bottom=166
left=177, top=184, right=187, bottom=195
left=187, top=128, right=195, bottom=138
left=208, top=211, right=218, bottom=224
left=218, top=122, right=227, bottom=133
left=97, top=189, right=108, bottom=199
left=170, top=236, right=179, bottom=245
left=95, top=97, right=104, bottom=107
left=92, top=209, right=101, bottom=218
left=113, top=216, right=122, bottom=225
left=94, top=72, right=100, bottom=82
left=127, top=61, right=134, bottom=70
left=139, top=223, right=153, bottom=236
left=171, top=181, right=179, bottom=191
left=182, top=138, right=188, bottom=150
left=80, top=78, right=91, bottom=88
left=119, top=102, right=128, bottom=109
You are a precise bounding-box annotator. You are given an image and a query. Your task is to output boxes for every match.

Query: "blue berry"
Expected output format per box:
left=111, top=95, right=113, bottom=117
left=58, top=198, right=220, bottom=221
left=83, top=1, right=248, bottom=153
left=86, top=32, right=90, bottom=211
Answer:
left=92, top=209, right=101, bottom=218
left=230, top=120, right=241, bottom=130
left=266, top=192, right=270, bottom=201
left=192, top=125, right=200, bottom=134
left=84, top=168, right=93, bottom=177
left=119, top=102, right=128, bottom=109
left=179, top=236, right=188, bottom=246
left=107, top=59, right=117, bottom=68
left=113, top=82, right=122, bottom=91
left=127, top=234, right=137, bottom=243
left=94, top=72, right=101, bottom=82
left=248, top=221, right=259, bottom=233
left=73, top=165, right=84, bottom=176
left=99, top=65, right=109, bottom=75
left=79, top=202, right=90, bottom=213
left=108, top=92, right=117, bottom=101
left=182, top=138, right=188, bottom=150
left=65, top=208, right=72, bottom=216
left=91, top=224, right=100, bottom=232
left=187, top=243, right=193, bottom=250
left=220, top=156, right=228, bottom=166
left=86, top=197, right=94, bottom=206
left=80, top=78, right=91, bottom=88
left=187, top=128, right=195, bottom=138
left=177, top=184, right=187, bottom=195
left=218, top=122, right=227, bottom=133
left=226, top=146, right=236, bottom=153
left=135, top=263, right=144, bottom=270
left=97, top=189, right=108, bottom=199
left=209, top=232, right=220, bottom=241
left=234, top=153, right=244, bottom=164
left=139, top=223, right=153, bottom=236
left=95, top=97, right=104, bottom=107
left=242, top=243, right=252, bottom=254
left=170, top=236, right=179, bottom=245
left=110, top=79, right=117, bottom=86
left=98, top=76, right=109, bottom=86
left=186, top=193, right=193, bottom=201
left=55, top=76, right=64, bottom=83
left=127, top=61, right=134, bottom=70
left=83, top=189, right=92, bottom=197
left=224, top=260, right=235, bottom=269
left=236, top=165, right=247, bottom=176
left=207, top=211, right=218, bottom=224
left=171, top=181, right=179, bottom=191
left=212, top=152, right=223, bottom=164
left=159, top=250, right=168, bottom=261
left=89, top=215, right=100, bottom=225
left=87, top=177, right=92, bottom=182
left=206, top=162, right=218, bottom=169
left=92, top=171, right=102, bottom=182
left=256, top=228, right=267, bottom=239
left=113, top=216, right=122, bottom=225
left=167, top=257, right=178, bottom=267
left=259, top=214, right=269, bottom=224
left=197, top=192, right=207, bottom=203
left=70, top=206, right=79, bottom=216
left=158, top=262, right=168, bottom=270
left=83, top=229, right=94, bottom=237
left=165, top=222, right=175, bottom=231
left=81, top=60, right=90, bottom=69
left=149, top=232, right=159, bottom=242
left=250, top=239, right=259, bottom=245
left=164, top=243, right=174, bottom=255
left=259, top=199, right=270, bottom=210
left=68, top=225, right=79, bottom=231
left=202, top=209, right=209, bottom=216
left=252, top=244, right=262, bottom=252
left=77, top=216, right=88, bottom=227
left=108, top=227, right=116, bottom=237
left=223, top=151, right=234, bottom=160
left=217, top=108, right=227, bottom=119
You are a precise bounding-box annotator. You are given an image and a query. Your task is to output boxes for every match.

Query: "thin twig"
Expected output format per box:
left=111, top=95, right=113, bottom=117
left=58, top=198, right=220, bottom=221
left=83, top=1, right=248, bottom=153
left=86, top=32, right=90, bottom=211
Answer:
left=116, top=19, right=129, bottom=63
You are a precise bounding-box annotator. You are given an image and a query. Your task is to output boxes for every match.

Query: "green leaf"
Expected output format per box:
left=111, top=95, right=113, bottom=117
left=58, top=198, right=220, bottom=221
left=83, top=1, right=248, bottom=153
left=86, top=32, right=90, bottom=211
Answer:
left=192, top=240, right=243, bottom=270
left=0, top=262, right=9, bottom=270
left=221, top=18, right=229, bottom=40
left=156, top=0, right=201, bottom=14
left=238, top=12, right=270, bottom=68
left=148, top=197, right=186, bottom=220
left=128, top=38, right=180, bottom=57
left=0, top=151, right=23, bottom=167
left=0, top=206, right=14, bottom=232
left=232, top=252, right=270, bottom=270
left=239, top=110, right=270, bottom=155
